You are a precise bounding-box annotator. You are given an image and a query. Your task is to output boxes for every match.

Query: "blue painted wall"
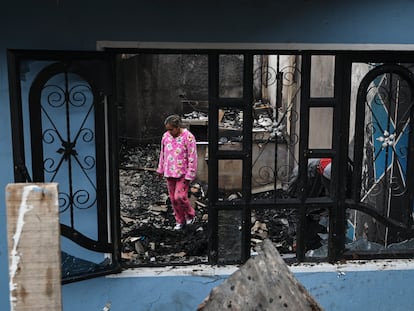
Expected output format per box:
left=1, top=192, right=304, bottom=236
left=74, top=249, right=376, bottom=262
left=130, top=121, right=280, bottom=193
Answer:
left=61, top=269, right=414, bottom=311
left=2, top=1, right=414, bottom=310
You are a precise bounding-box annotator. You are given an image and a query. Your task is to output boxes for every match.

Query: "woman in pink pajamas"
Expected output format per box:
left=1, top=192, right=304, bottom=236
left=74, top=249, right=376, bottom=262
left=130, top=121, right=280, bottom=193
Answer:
left=157, top=115, right=198, bottom=230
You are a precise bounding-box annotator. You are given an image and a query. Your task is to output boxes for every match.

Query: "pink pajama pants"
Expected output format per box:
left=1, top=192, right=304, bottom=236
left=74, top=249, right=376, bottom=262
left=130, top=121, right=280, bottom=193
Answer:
left=166, top=176, right=195, bottom=224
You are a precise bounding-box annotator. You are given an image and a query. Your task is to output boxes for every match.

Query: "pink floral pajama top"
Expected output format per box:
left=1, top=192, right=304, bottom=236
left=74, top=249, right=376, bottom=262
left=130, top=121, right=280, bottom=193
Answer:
left=157, top=129, right=198, bottom=181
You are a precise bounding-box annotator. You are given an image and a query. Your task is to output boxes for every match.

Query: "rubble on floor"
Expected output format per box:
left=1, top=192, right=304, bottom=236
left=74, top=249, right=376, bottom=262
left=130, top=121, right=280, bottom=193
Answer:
left=119, top=144, right=322, bottom=266
left=119, top=144, right=209, bottom=265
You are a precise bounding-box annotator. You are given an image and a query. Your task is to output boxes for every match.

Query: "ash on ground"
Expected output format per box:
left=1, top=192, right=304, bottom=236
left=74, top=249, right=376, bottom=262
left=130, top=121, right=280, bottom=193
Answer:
left=119, top=143, right=209, bottom=266
left=119, top=144, right=303, bottom=266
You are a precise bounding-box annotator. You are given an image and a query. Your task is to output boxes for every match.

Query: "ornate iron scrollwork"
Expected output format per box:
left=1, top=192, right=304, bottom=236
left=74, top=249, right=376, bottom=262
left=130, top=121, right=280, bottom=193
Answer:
left=40, top=77, right=97, bottom=216
left=251, top=60, right=301, bottom=192
left=353, top=64, right=414, bottom=244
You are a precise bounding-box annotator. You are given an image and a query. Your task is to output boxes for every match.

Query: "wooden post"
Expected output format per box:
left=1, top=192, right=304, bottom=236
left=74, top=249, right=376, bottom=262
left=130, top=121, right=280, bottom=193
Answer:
left=6, top=183, right=62, bottom=311
left=197, top=239, right=324, bottom=311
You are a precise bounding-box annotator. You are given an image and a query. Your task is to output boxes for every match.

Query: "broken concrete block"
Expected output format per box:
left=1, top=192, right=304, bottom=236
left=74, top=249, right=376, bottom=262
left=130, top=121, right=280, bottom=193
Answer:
left=197, top=239, right=323, bottom=311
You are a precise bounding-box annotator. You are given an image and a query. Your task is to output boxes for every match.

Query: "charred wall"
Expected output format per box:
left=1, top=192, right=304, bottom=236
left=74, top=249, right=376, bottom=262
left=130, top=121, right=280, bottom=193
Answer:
left=117, top=54, right=209, bottom=143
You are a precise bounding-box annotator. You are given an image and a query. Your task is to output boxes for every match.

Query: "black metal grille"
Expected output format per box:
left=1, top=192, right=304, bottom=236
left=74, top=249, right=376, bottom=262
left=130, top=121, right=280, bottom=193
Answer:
left=6, top=53, right=122, bottom=283
left=351, top=64, right=414, bottom=248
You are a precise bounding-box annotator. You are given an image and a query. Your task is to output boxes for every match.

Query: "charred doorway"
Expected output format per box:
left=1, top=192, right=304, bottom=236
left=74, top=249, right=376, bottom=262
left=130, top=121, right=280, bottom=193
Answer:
left=115, top=53, right=210, bottom=265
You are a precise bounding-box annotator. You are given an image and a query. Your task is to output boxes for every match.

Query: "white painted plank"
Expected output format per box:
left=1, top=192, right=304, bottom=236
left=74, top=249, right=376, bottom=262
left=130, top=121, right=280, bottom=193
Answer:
left=6, top=183, right=62, bottom=311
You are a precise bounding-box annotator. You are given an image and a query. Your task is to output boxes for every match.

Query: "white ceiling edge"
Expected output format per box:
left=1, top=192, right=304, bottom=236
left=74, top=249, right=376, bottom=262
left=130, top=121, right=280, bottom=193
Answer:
left=97, top=41, right=414, bottom=51
left=290, top=258, right=414, bottom=273
left=107, top=259, right=414, bottom=278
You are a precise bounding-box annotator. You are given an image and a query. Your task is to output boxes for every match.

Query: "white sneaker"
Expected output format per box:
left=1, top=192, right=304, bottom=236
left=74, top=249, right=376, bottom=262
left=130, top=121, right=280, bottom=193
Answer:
left=174, top=223, right=184, bottom=230
left=186, top=217, right=196, bottom=225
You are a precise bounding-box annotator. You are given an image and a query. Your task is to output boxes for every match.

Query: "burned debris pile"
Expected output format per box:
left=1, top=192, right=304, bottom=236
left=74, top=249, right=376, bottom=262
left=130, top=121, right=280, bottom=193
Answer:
left=119, top=144, right=209, bottom=265
left=119, top=144, right=307, bottom=266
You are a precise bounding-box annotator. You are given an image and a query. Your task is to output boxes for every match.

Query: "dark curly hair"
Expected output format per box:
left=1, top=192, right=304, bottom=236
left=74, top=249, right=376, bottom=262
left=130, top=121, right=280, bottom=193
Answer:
left=164, top=114, right=182, bottom=128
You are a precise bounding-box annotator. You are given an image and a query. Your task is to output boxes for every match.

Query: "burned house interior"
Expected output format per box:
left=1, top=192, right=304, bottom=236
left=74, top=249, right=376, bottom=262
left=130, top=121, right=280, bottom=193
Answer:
left=117, top=53, right=305, bottom=265
left=116, top=52, right=414, bottom=266
left=8, top=49, right=414, bottom=281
